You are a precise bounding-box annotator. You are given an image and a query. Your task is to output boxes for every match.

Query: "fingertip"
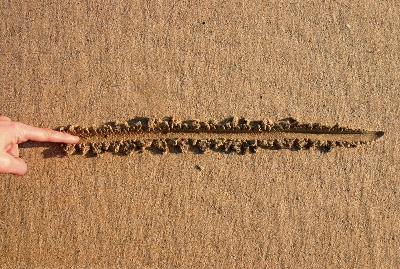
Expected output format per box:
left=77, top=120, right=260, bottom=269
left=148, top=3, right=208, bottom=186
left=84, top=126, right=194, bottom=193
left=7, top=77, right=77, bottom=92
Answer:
left=53, top=130, right=80, bottom=143
left=66, top=134, right=80, bottom=144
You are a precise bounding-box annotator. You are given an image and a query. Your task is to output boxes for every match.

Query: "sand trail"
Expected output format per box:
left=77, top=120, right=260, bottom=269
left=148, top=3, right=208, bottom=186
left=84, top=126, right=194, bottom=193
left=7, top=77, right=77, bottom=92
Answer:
left=59, top=117, right=384, bottom=156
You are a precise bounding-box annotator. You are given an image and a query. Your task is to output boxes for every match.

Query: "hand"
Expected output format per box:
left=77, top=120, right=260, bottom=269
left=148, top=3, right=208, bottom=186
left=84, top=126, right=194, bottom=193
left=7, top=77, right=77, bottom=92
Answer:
left=0, top=116, right=79, bottom=175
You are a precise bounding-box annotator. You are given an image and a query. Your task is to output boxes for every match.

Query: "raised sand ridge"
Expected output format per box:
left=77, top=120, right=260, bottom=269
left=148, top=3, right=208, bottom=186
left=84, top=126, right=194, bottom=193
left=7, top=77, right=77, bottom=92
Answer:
left=59, top=117, right=384, bottom=156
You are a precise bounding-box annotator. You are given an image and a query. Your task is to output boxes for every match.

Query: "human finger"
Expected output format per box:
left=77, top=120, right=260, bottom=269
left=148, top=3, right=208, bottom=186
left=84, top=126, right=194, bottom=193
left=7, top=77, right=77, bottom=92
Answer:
left=18, top=124, right=80, bottom=144
left=7, top=144, right=19, bottom=158
left=0, top=116, right=11, bottom=121
left=0, top=154, right=27, bottom=175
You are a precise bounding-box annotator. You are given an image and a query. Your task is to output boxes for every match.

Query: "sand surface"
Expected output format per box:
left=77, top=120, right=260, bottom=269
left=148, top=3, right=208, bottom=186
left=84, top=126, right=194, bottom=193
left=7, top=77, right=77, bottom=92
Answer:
left=0, top=1, right=399, bottom=268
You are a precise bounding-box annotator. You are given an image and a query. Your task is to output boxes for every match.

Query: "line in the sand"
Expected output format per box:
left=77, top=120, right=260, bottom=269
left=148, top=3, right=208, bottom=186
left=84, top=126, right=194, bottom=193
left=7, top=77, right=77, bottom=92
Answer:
left=59, top=117, right=384, bottom=156
left=78, top=130, right=381, bottom=144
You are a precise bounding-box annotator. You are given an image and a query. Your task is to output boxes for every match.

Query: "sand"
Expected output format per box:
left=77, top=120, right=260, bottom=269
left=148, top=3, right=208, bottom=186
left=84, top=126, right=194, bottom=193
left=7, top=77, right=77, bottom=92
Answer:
left=0, top=1, right=399, bottom=268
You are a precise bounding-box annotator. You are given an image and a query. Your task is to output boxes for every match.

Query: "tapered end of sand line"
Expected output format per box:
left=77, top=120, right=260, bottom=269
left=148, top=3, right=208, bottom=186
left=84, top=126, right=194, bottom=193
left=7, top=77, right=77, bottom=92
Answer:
left=58, top=117, right=384, bottom=156
left=375, top=131, right=385, bottom=139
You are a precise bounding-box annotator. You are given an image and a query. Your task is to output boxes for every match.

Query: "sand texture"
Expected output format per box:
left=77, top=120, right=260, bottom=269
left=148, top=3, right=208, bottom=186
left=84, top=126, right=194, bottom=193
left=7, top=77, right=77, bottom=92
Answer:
left=0, top=1, right=399, bottom=268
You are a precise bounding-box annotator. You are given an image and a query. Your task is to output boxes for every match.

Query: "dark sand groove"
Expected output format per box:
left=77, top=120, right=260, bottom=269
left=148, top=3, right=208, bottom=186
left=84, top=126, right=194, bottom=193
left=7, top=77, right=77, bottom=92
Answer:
left=59, top=117, right=384, bottom=156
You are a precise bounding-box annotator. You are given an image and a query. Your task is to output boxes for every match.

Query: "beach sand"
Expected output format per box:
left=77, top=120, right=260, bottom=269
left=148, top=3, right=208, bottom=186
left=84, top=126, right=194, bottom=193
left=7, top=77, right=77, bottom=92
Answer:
left=0, top=1, right=399, bottom=268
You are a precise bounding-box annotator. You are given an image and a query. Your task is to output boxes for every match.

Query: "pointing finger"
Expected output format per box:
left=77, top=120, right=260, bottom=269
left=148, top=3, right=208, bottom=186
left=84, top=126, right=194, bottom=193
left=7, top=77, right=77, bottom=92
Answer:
left=18, top=124, right=79, bottom=144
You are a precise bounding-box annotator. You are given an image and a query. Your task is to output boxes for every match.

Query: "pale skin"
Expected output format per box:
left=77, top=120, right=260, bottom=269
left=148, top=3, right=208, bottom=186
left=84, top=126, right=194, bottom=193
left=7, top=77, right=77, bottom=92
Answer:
left=0, top=116, right=79, bottom=175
